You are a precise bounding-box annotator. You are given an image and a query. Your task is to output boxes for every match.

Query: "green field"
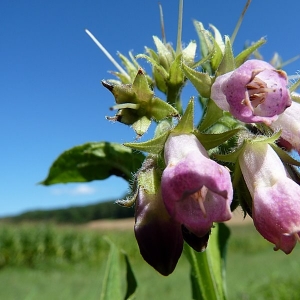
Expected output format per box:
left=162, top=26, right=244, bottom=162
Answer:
left=0, top=221, right=300, bottom=300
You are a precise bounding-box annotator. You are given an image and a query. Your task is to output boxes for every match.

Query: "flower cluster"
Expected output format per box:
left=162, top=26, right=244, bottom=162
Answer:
left=130, top=56, right=300, bottom=274
left=94, top=11, right=300, bottom=275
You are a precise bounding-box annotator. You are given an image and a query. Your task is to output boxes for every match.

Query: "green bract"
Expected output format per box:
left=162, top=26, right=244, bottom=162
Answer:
left=103, top=68, right=179, bottom=137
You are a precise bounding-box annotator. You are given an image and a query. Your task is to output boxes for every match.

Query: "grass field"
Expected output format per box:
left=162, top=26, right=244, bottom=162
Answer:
left=0, top=220, right=300, bottom=300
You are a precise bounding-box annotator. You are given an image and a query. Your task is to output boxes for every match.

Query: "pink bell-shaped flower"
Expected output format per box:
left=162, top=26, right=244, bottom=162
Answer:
left=239, top=141, right=300, bottom=254
left=211, top=59, right=291, bottom=125
left=161, top=133, right=233, bottom=237
left=270, top=100, right=300, bottom=153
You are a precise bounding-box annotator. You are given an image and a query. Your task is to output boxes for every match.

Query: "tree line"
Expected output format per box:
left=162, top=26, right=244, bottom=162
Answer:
left=5, top=200, right=135, bottom=224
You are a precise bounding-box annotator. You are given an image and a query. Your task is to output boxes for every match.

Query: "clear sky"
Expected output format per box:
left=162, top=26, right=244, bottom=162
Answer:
left=1, top=0, right=299, bottom=217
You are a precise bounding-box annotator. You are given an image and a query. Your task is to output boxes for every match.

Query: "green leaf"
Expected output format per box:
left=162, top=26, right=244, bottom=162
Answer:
left=124, top=253, right=138, bottom=300
left=41, top=142, right=145, bottom=185
left=100, top=239, right=138, bottom=300
left=100, top=239, right=122, bottom=300
left=182, top=63, right=212, bottom=98
left=234, top=38, right=266, bottom=67
left=184, top=223, right=230, bottom=300
left=216, top=36, right=235, bottom=76
left=173, top=98, right=194, bottom=134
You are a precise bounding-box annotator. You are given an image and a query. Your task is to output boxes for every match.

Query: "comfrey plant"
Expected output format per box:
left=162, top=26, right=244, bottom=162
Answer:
left=42, top=0, right=300, bottom=298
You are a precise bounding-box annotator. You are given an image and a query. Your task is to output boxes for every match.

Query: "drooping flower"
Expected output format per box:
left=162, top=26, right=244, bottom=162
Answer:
left=270, top=100, right=300, bottom=153
left=239, top=141, right=300, bottom=254
left=161, top=133, right=233, bottom=237
left=211, top=59, right=291, bottom=125
left=134, top=156, right=183, bottom=276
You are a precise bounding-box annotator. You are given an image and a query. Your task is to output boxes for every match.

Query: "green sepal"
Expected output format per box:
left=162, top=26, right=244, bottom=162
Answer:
left=182, top=63, right=212, bottom=98
left=173, top=98, right=194, bottom=134
left=182, top=41, right=197, bottom=66
left=251, top=130, right=281, bottom=145
left=192, top=52, right=214, bottom=69
left=270, top=144, right=300, bottom=166
left=111, top=108, right=139, bottom=126
left=40, top=142, right=145, bottom=185
left=209, top=24, right=224, bottom=72
left=124, top=131, right=169, bottom=154
left=216, top=36, right=235, bottom=76
left=150, top=97, right=179, bottom=121
left=291, top=93, right=300, bottom=103
left=110, top=71, right=132, bottom=84
left=118, top=52, right=139, bottom=82
left=213, top=131, right=281, bottom=164
left=195, top=128, right=241, bottom=151
left=198, top=99, right=224, bottom=131
left=152, top=36, right=173, bottom=70
left=213, top=144, right=244, bottom=163
left=132, top=69, right=153, bottom=102
left=116, top=185, right=138, bottom=208
left=234, top=38, right=266, bottom=67
left=145, top=47, right=168, bottom=93
left=154, top=120, right=172, bottom=137
left=102, top=80, right=135, bottom=105
left=209, top=24, right=225, bottom=52
left=136, top=53, right=169, bottom=80
left=132, top=116, right=152, bottom=137
left=290, top=76, right=300, bottom=93
left=169, top=54, right=185, bottom=89
left=193, top=21, right=213, bottom=74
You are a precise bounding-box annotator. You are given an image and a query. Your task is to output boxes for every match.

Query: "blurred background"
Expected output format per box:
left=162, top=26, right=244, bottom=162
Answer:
left=1, top=1, right=300, bottom=299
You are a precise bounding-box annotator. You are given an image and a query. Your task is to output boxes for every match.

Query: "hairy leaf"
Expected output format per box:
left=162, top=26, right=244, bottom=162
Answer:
left=41, top=142, right=145, bottom=185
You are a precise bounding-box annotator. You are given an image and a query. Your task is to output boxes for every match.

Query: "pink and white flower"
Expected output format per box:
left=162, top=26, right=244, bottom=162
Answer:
left=239, top=141, right=300, bottom=254
left=211, top=59, right=291, bottom=125
left=161, top=133, right=233, bottom=237
left=270, top=99, right=300, bottom=153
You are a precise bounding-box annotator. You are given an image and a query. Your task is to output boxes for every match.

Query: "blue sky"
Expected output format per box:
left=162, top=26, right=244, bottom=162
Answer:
left=1, top=0, right=299, bottom=217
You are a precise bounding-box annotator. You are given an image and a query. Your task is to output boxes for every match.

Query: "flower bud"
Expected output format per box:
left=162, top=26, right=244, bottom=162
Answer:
left=211, top=59, right=291, bottom=125
left=239, top=142, right=300, bottom=254
left=134, top=157, right=183, bottom=275
left=103, top=69, right=179, bottom=136
left=161, top=133, right=233, bottom=238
